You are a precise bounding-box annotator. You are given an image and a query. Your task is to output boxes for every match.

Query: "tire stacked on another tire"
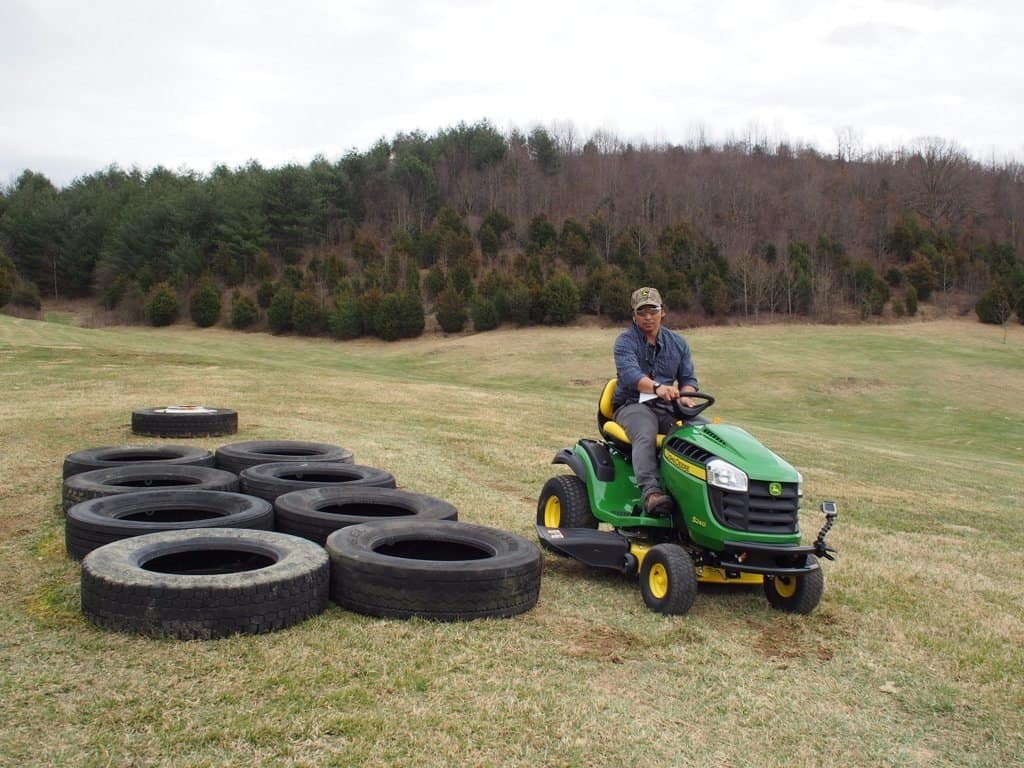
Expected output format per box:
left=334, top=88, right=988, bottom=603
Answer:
left=65, top=490, right=274, bottom=560
left=215, top=440, right=354, bottom=475
left=62, top=465, right=240, bottom=513
left=63, top=445, right=215, bottom=478
left=131, top=407, right=238, bottom=438
left=274, top=487, right=458, bottom=545
left=239, top=461, right=395, bottom=503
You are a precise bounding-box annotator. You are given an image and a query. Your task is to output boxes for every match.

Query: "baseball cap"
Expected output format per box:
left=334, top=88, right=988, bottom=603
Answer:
left=630, top=286, right=663, bottom=310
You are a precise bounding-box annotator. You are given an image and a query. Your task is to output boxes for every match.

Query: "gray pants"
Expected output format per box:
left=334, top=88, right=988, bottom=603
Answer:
left=614, top=402, right=680, bottom=498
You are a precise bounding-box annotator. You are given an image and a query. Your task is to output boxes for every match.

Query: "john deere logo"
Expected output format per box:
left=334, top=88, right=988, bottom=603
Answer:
left=769, top=482, right=782, bottom=497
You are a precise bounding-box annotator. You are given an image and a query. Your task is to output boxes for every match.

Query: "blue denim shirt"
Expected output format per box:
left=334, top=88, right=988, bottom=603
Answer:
left=613, top=323, right=698, bottom=408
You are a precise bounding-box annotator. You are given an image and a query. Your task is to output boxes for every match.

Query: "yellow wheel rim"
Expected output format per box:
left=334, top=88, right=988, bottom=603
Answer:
left=543, top=496, right=561, bottom=528
left=649, top=563, right=669, bottom=599
left=774, top=576, right=798, bottom=598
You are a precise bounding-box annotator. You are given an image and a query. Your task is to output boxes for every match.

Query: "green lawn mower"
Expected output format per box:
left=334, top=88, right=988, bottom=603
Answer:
left=536, top=380, right=838, bottom=615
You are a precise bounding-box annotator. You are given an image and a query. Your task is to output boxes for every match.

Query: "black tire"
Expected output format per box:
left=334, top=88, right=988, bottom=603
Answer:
left=63, top=445, right=215, bottom=479
left=639, top=543, right=698, bottom=615
left=326, top=520, right=542, bottom=621
left=215, top=440, right=354, bottom=475
left=274, top=487, right=457, bottom=545
left=62, top=465, right=239, bottom=513
left=239, top=461, right=395, bottom=503
left=65, top=490, right=274, bottom=560
left=536, top=475, right=598, bottom=529
left=131, top=406, right=237, bottom=438
left=81, top=528, right=329, bottom=639
left=764, top=557, right=824, bottom=614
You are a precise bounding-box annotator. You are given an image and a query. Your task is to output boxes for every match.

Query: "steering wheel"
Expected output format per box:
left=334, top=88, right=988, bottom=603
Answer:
left=671, top=391, right=715, bottom=421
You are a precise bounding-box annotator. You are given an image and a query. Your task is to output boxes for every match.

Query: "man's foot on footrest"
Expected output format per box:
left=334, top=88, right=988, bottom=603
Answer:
left=644, top=490, right=675, bottom=515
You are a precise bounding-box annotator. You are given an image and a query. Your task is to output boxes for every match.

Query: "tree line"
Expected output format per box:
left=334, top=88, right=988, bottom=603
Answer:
left=1, top=120, right=1022, bottom=335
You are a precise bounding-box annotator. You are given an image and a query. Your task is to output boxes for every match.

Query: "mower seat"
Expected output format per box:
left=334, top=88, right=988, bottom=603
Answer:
left=598, top=378, right=676, bottom=450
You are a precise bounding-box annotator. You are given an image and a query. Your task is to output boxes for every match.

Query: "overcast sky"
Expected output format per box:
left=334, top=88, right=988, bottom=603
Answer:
left=2, top=0, right=1021, bottom=188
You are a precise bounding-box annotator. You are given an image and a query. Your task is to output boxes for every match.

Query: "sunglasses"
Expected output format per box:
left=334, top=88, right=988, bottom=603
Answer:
left=634, top=306, right=662, bottom=317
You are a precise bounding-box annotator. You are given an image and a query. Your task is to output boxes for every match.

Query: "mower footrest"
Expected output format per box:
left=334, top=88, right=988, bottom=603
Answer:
left=536, top=525, right=630, bottom=571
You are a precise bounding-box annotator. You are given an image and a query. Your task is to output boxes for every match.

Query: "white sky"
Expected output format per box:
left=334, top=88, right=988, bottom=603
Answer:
left=2, top=0, right=1021, bottom=188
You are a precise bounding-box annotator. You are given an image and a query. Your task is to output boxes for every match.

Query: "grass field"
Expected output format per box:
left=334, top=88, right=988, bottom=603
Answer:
left=1, top=313, right=1022, bottom=768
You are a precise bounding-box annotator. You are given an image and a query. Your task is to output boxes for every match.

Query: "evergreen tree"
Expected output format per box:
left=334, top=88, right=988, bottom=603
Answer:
left=144, top=282, right=180, bottom=326
left=267, top=285, right=295, bottom=334
left=541, top=273, right=581, bottom=324
left=435, top=287, right=467, bottom=333
left=470, top=296, right=501, bottom=332
left=328, top=296, right=362, bottom=339
left=229, top=291, right=258, bottom=329
left=189, top=279, right=221, bottom=327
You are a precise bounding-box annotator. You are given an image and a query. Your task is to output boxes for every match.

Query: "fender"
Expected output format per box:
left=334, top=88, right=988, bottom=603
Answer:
left=553, top=440, right=615, bottom=483
left=551, top=447, right=586, bottom=479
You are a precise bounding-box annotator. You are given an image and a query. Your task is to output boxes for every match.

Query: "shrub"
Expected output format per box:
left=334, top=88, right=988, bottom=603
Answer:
left=357, top=290, right=384, bottom=337
left=189, top=280, right=221, bottom=327
left=230, top=291, right=258, bottom=329
left=541, top=273, right=581, bottom=325
left=267, top=286, right=295, bottom=334
left=257, top=281, right=276, bottom=309
left=144, top=283, right=179, bottom=326
left=375, top=293, right=404, bottom=341
left=435, top=288, right=467, bottom=333
left=505, top=284, right=534, bottom=326
left=0, top=270, right=12, bottom=308
left=328, top=297, right=362, bottom=339
left=892, top=299, right=906, bottom=317
left=904, top=257, right=937, bottom=301
left=0, top=252, right=15, bottom=307
left=291, top=291, right=324, bottom=335
left=397, top=291, right=425, bottom=339
left=11, top=277, right=42, bottom=310
left=663, top=288, right=691, bottom=314
left=975, top=283, right=1013, bottom=325
left=470, top=296, right=500, bottom=332
left=423, top=265, right=445, bottom=300
left=700, top=272, right=730, bottom=315
left=905, top=285, right=919, bottom=317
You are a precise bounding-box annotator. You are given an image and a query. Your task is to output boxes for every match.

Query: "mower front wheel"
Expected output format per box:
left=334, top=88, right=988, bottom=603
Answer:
left=764, top=556, right=824, bottom=614
left=639, top=544, right=697, bottom=616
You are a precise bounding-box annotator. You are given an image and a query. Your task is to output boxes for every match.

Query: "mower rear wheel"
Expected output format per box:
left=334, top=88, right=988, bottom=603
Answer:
left=764, top=556, right=824, bottom=614
left=536, top=475, right=597, bottom=530
left=639, top=544, right=697, bottom=615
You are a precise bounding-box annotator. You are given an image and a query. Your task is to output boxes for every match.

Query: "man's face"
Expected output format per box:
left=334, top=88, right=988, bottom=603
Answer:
left=634, top=304, right=665, bottom=334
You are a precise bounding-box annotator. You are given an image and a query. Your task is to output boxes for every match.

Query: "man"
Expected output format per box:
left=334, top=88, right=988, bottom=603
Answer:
left=613, top=286, right=699, bottom=515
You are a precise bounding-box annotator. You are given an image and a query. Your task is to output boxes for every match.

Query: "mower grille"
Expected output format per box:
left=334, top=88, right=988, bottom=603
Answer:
left=709, top=481, right=800, bottom=534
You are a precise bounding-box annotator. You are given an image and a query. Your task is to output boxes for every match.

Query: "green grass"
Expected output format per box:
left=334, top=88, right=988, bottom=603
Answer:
left=1, top=314, right=1022, bottom=767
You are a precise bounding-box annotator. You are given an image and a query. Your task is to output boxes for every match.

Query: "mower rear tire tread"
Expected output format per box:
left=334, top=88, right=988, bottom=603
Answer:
left=537, top=475, right=598, bottom=530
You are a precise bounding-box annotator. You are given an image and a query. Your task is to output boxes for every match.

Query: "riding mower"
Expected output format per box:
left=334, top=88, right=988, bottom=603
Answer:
left=536, top=379, right=838, bottom=615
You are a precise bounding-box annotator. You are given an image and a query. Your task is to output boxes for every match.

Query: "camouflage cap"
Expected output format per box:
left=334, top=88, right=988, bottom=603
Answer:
left=630, top=286, right=663, bottom=310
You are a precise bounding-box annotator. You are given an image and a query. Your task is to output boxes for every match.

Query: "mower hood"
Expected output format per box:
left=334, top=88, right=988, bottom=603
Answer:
left=680, top=423, right=800, bottom=483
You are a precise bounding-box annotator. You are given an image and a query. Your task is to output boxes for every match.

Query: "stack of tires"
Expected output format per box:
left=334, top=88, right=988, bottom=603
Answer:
left=63, top=431, right=541, bottom=640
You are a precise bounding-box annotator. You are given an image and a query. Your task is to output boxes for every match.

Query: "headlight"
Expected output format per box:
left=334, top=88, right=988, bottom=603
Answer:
left=706, top=459, right=748, bottom=492
left=797, top=471, right=804, bottom=497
